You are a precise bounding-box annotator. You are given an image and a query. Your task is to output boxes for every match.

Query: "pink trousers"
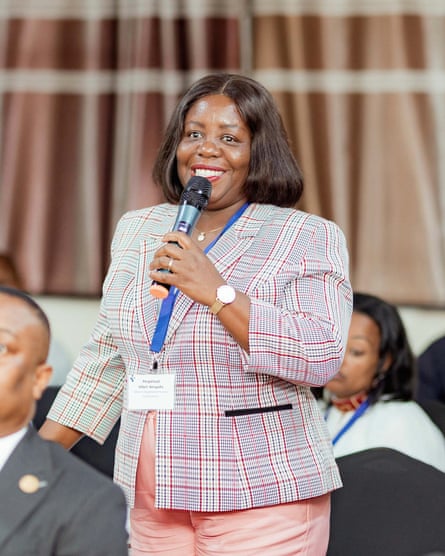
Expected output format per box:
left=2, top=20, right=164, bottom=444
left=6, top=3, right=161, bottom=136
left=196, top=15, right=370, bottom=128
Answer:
left=130, top=413, right=331, bottom=556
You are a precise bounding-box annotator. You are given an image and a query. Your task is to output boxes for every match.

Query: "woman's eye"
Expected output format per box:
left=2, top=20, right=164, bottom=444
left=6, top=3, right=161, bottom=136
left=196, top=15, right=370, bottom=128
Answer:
left=350, top=349, right=365, bottom=357
left=222, top=135, right=235, bottom=143
left=188, top=131, right=201, bottom=139
left=0, top=343, right=7, bottom=357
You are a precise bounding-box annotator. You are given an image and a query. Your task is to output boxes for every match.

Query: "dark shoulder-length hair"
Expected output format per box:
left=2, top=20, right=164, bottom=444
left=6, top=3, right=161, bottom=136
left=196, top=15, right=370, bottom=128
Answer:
left=152, top=72, right=304, bottom=207
left=353, top=292, right=416, bottom=403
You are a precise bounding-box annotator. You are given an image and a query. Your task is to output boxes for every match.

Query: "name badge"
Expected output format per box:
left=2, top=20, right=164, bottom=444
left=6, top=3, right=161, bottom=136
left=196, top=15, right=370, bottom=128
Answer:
left=128, top=374, right=175, bottom=410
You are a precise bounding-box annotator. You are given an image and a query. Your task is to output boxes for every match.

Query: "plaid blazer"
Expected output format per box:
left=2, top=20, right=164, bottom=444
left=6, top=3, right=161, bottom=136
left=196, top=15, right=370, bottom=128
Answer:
left=49, top=203, right=352, bottom=511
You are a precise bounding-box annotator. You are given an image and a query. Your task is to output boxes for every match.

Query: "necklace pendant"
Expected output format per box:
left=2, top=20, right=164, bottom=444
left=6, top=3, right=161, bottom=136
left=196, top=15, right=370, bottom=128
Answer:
left=197, top=231, right=205, bottom=242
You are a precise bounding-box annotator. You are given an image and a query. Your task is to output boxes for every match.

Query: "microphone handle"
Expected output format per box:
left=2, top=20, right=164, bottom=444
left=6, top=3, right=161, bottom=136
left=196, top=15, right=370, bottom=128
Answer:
left=172, top=203, right=201, bottom=234
left=149, top=204, right=201, bottom=299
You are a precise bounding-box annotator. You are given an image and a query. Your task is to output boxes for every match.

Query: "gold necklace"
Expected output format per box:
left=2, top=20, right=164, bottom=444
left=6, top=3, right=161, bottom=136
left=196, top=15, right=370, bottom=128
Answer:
left=195, top=225, right=224, bottom=242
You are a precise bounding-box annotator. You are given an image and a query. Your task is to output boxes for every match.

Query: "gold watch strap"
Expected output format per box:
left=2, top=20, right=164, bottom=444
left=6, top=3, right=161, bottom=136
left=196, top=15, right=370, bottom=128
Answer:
left=209, top=298, right=225, bottom=315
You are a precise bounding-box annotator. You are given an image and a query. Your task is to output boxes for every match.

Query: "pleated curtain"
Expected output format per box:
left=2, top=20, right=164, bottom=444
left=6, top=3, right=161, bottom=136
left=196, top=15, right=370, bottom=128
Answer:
left=0, top=0, right=444, bottom=306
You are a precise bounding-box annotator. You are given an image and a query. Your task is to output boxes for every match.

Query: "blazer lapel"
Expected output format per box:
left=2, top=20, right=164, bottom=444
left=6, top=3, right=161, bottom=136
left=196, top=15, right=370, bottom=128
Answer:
left=135, top=206, right=177, bottom=346
left=135, top=238, right=166, bottom=347
left=0, top=426, right=62, bottom=549
left=135, top=203, right=272, bottom=347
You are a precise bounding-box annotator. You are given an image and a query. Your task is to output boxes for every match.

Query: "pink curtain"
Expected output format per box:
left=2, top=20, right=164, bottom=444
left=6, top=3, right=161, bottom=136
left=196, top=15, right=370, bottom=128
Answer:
left=0, top=2, right=242, bottom=294
left=251, top=2, right=445, bottom=305
left=0, top=1, right=444, bottom=306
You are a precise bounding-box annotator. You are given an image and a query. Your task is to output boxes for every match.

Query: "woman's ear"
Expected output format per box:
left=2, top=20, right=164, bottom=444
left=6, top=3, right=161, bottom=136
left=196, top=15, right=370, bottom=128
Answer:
left=381, top=353, right=392, bottom=373
left=371, top=354, right=392, bottom=387
left=32, top=363, right=53, bottom=401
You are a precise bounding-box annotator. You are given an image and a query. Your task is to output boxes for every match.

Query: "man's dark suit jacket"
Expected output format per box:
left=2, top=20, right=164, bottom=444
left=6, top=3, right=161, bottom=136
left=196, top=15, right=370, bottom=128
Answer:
left=0, top=426, right=128, bottom=556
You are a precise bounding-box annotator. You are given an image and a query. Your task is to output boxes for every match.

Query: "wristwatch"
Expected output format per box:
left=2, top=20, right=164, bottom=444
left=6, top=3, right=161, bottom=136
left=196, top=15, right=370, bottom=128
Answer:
left=209, top=284, right=236, bottom=315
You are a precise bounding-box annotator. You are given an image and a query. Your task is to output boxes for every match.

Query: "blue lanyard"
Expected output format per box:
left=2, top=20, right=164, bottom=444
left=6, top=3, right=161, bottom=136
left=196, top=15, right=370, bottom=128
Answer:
left=326, top=399, right=370, bottom=446
left=150, top=202, right=250, bottom=353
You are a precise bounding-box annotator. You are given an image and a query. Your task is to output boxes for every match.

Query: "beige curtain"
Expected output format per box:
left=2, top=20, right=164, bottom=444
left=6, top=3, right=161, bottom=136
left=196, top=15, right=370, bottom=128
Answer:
left=0, top=0, right=444, bottom=306
left=0, top=1, right=243, bottom=294
left=251, top=1, right=445, bottom=305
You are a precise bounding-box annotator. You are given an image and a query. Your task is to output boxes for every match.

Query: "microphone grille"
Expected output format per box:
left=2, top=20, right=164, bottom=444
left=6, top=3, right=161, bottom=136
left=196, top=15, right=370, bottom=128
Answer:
left=181, top=176, right=212, bottom=210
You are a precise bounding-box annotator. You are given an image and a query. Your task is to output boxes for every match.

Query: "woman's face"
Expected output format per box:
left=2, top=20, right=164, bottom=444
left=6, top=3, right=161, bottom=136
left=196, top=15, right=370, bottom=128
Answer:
left=176, top=94, right=251, bottom=211
left=325, top=311, right=382, bottom=399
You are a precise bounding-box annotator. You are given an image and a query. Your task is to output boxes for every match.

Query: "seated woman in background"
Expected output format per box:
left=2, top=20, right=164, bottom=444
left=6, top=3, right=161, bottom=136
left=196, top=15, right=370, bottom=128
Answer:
left=317, top=291, right=445, bottom=472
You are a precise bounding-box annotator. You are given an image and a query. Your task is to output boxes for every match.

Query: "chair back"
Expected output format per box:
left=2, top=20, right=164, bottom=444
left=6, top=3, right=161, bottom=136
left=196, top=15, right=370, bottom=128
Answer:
left=328, top=448, right=445, bottom=555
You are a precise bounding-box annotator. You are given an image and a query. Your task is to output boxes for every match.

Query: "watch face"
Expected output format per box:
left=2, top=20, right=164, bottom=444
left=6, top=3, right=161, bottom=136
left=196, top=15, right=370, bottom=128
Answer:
left=217, top=285, right=236, bottom=303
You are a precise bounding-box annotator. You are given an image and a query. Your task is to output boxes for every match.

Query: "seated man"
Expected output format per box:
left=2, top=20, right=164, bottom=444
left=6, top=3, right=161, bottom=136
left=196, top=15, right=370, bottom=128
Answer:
left=0, top=252, right=73, bottom=386
left=0, top=285, right=129, bottom=556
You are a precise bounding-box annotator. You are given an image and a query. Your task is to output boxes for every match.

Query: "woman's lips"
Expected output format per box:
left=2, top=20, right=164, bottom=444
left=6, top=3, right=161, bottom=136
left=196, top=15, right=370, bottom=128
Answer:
left=192, top=167, right=225, bottom=181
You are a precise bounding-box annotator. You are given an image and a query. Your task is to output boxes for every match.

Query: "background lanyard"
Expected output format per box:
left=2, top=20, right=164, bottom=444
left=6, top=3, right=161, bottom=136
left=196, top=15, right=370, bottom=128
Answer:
left=327, top=399, right=370, bottom=446
left=150, top=202, right=250, bottom=353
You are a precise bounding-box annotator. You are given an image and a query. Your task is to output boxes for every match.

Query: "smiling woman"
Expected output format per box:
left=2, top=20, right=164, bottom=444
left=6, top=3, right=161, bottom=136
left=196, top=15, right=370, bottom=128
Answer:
left=175, top=94, right=251, bottom=240
left=40, top=72, right=352, bottom=556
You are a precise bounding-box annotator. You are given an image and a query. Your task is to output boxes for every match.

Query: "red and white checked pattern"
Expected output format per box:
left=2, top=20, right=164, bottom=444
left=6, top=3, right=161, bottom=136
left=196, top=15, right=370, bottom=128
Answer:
left=49, top=203, right=352, bottom=510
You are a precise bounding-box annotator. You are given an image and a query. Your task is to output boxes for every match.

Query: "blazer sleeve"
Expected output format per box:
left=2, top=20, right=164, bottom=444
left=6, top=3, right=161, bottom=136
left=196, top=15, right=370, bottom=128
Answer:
left=245, top=216, right=352, bottom=387
left=47, top=213, right=134, bottom=443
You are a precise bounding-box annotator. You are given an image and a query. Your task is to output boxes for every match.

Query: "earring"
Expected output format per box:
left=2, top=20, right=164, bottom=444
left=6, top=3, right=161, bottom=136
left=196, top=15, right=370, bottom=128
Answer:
left=371, top=372, right=386, bottom=388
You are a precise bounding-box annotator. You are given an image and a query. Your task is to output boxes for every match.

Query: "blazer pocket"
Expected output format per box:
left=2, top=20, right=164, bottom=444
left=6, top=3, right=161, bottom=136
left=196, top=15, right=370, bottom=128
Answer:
left=224, top=403, right=292, bottom=417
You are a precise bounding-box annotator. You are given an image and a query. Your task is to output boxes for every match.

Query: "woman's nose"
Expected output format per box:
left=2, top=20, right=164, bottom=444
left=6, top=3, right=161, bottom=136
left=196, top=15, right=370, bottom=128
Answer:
left=197, top=138, right=220, bottom=156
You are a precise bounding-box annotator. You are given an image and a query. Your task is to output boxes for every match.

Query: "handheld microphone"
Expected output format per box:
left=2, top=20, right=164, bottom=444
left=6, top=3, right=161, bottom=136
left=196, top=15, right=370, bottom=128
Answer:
left=149, top=175, right=212, bottom=299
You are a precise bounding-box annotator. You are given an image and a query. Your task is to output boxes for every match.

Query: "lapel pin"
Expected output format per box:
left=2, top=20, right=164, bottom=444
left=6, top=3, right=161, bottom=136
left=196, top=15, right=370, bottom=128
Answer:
left=18, top=474, right=47, bottom=494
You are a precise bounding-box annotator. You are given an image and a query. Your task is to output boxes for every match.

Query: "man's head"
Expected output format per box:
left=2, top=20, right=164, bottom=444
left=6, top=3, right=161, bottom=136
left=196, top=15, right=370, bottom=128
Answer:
left=0, top=286, right=52, bottom=436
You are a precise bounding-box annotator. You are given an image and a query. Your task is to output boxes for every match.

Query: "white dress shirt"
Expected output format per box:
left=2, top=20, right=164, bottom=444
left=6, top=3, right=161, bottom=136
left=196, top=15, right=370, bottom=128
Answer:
left=0, top=427, right=27, bottom=472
